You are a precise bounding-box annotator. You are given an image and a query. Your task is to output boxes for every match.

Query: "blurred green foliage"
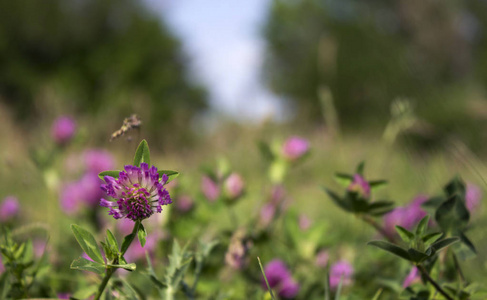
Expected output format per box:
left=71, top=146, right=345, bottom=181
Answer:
left=0, top=0, right=207, bottom=144
left=263, top=0, right=487, bottom=149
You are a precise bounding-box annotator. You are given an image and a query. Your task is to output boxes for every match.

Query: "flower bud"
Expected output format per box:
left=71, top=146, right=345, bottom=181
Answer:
left=201, top=175, right=220, bottom=202
left=224, top=173, right=245, bottom=201
left=347, top=174, right=371, bottom=199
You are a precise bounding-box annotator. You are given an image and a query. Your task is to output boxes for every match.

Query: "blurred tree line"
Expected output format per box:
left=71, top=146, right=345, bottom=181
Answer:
left=0, top=0, right=206, bottom=146
left=264, top=0, right=487, bottom=150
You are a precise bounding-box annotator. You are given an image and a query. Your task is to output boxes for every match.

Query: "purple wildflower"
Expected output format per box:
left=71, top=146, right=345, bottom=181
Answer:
left=51, top=116, right=76, bottom=145
left=57, top=293, right=71, bottom=300
left=348, top=174, right=371, bottom=199
left=466, top=183, right=482, bottom=212
left=384, top=195, right=428, bottom=237
left=261, top=259, right=299, bottom=299
left=282, top=136, right=309, bottom=161
left=315, top=250, right=329, bottom=268
left=201, top=175, right=220, bottom=202
left=100, top=163, right=172, bottom=222
left=402, top=266, right=420, bottom=288
left=224, top=173, right=245, bottom=200
left=329, top=260, right=354, bottom=290
left=0, top=196, right=20, bottom=222
left=279, top=278, right=300, bottom=299
left=83, top=150, right=115, bottom=174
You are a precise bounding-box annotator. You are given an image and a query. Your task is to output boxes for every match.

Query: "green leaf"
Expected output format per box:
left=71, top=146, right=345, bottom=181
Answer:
left=458, top=231, right=477, bottom=257
left=138, top=223, right=147, bottom=247
left=368, top=201, right=395, bottom=216
left=70, top=257, right=105, bottom=275
left=356, top=161, right=365, bottom=175
left=108, top=263, right=137, bottom=271
left=98, top=170, right=121, bottom=181
left=121, top=233, right=136, bottom=256
left=71, top=225, right=104, bottom=264
left=334, top=173, right=353, bottom=187
left=322, top=187, right=351, bottom=212
left=371, top=288, right=383, bottom=300
left=133, top=139, right=150, bottom=167
left=415, top=215, right=430, bottom=236
left=444, top=176, right=466, bottom=198
left=106, top=229, right=119, bottom=252
left=367, top=240, right=411, bottom=261
left=395, top=226, right=414, bottom=243
left=407, top=248, right=429, bottom=263
left=258, top=141, right=275, bottom=162
left=429, top=237, right=460, bottom=253
left=157, top=170, right=179, bottom=183
left=435, top=195, right=470, bottom=232
left=71, top=284, right=98, bottom=299
left=422, top=232, right=443, bottom=246
left=369, top=180, right=388, bottom=191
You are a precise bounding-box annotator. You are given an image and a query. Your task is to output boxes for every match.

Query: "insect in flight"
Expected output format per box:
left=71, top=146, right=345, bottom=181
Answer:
left=110, top=114, right=142, bottom=142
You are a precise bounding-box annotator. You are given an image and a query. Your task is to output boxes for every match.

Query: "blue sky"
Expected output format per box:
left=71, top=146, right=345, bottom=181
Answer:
left=143, top=0, right=288, bottom=122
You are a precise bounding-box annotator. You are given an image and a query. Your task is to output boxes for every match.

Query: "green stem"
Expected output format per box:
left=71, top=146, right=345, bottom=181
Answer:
left=361, top=215, right=396, bottom=243
left=451, top=251, right=466, bottom=285
left=94, top=221, right=140, bottom=300
left=417, top=265, right=453, bottom=300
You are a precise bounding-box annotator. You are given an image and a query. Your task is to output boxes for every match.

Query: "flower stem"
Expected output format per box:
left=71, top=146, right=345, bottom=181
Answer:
left=417, top=264, right=453, bottom=300
left=94, top=221, right=140, bottom=300
left=361, top=215, right=396, bottom=243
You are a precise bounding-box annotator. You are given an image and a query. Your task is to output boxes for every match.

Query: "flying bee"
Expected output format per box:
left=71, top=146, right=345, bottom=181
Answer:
left=110, top=114, right=142, bottom=141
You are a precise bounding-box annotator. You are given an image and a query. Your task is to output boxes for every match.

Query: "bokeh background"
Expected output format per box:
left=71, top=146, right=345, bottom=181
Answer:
left=1, top=0, right=487, bottom=298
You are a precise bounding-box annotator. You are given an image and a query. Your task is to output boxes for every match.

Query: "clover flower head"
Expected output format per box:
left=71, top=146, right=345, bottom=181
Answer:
left=0, top=196, right=20, bottom=222
left=51, top=116, right=76, bottom=145
left=348, top=174, right=371, bottom=199
left=100, top=163, right=172, bottom=221
left=261, top=259, right=299, bottom=299
left=330, top=260, right=354, bottom=289
left=282, top=136, right=309, bottom=161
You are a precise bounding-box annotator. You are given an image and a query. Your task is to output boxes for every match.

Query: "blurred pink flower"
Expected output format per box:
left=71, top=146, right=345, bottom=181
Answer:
left=402, top=266, right=420, bottom=288
left=282, top=136, right=309, bottom=161
left=315, top=250, right=329, bottom=268
left=348, top=174, right=371, bottom=199
left=261, top=259, right=299, bottom=298
left=299, top=214, right=312, bottom=231
left=57, top=293, right=71, bottom=299
left=0, top=196, right=20, bottom=222
left=51, top=116, right=76, bottom=145
left=201, top=175, right=220, bottom=202
left=124, top=233, right=160, bottom=262
left=176, top=195, right=194, bottom=213
left=329, top=260, right=354, bottom=290
left=224, top=173, right=245, bottom=200
left=259, top=203, right=276, bottom=227
left=466, top=183, right=482, bottom=212
left=383, top=195, right=428, bottom=237
left=83, top=150, right=115, bottom=174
